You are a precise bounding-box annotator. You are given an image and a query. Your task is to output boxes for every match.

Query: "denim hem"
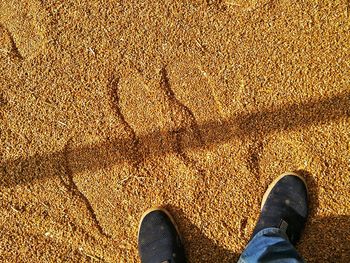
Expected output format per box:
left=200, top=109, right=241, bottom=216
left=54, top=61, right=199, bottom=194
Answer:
left=251, top=227, right=289, bottom=242
left=238, top=227, right=303, bottom=263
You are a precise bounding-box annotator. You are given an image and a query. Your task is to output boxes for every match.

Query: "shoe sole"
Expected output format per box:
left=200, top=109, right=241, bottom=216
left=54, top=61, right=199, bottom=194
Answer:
left=260, top=172, right=308, bottom=210
left=138, top=207, right=182, bottom=242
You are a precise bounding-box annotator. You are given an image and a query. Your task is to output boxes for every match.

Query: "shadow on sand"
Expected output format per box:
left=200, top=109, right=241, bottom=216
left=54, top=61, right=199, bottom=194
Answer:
left=1, top=92, right=349, bottom=188
left=1, top=90, right=349, bottom=261
left=165, top=205, right=240, bottom=263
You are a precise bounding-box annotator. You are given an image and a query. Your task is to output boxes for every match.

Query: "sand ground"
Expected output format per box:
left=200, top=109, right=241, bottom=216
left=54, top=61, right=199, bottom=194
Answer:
left=1, top=0, right=350, bottom=262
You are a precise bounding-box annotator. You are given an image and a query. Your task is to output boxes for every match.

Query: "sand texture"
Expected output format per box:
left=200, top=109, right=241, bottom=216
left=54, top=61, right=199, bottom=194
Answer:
left=1, top=0, right=350, bottom=262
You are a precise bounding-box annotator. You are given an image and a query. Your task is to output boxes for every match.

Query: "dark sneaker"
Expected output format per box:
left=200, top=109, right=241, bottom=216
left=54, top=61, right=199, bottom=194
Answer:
left=138, top=208, right=187, bottom=263
left=252, top=172, right=308, bottom=245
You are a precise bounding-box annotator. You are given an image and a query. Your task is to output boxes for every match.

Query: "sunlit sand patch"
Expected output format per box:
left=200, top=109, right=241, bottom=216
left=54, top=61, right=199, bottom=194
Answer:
left=0, top=0, right=48, bottom=59
left=224, top=0, right=270, bottom=11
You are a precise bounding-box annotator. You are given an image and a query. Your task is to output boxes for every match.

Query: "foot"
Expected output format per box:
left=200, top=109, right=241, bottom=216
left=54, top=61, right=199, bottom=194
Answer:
left=138, top=208, right=187, bottom=263
left=252, top=172, right=308, bottom=245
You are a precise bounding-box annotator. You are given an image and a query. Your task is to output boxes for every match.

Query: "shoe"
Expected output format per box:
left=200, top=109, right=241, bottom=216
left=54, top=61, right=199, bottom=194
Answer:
left=251, top=172, right=308, bottom=245
left=138, top=208, right=187, bottom=263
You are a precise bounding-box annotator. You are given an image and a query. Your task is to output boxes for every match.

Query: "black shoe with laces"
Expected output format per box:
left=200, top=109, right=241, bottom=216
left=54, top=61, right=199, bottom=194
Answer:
left=138, top=208, right=187, bottom=263
left=251, top=172, right=308, bottom=245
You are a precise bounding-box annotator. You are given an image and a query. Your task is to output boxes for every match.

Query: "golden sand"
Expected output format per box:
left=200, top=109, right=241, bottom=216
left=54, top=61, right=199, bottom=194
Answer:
left=1, top=0, right=349, bottom=262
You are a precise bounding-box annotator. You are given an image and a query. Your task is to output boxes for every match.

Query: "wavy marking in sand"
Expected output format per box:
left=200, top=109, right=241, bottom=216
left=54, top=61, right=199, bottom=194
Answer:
left=107, top=75, right=144, bottom=170
left=59, top=142, right=111, bottom=238
left=0, top=24, right=23, bottom=60
left=159, top=67, right=205, bottom=175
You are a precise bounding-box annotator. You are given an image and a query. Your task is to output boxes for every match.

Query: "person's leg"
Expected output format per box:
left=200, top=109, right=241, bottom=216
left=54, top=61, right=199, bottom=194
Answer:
left=138, top=208, right=187, bottom=263
left=238, top=172, right=308, bottom=263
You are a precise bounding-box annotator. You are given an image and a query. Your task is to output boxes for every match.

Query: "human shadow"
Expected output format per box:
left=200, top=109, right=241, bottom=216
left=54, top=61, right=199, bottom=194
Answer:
left=301, top=215, right=350, bottom=262
left=1, top=92, right=349, bottom=188
left=294, top=170, right=350, bottom=262
left=165, top=205, right=240, bottom=263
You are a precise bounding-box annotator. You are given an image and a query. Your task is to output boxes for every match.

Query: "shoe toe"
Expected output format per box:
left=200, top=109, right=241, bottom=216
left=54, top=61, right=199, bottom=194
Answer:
left=138, top=210, right=185, bottom=263
left=272, top=175, right=308, bottom=217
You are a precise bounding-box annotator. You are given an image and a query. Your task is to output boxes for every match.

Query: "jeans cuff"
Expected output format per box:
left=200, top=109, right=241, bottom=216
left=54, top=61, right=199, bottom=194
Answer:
left=251, top=227, right=290, bottom=242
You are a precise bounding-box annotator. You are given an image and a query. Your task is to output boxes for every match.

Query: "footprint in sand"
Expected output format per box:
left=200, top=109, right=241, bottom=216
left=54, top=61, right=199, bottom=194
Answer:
left=112, top=67, right=207, bottom=206
left=61, top=91, right=146, bottom=239
left=0, top=0, right=48, bottom=59
left=165, top=61, right=235, bottom=163
left=163, top=61, right=272, bottom=214
left=117, top=67, right=208, bottom=174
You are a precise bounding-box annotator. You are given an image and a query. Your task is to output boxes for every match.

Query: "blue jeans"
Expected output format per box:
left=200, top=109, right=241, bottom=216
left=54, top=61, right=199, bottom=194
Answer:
left=238, top=228, right=304, bottom=263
